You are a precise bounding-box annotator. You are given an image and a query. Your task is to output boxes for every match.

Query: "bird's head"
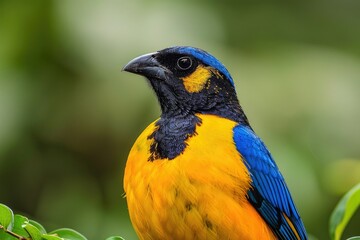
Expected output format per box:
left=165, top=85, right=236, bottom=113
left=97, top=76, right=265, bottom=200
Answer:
left=123, top=46, right=248, bottom=124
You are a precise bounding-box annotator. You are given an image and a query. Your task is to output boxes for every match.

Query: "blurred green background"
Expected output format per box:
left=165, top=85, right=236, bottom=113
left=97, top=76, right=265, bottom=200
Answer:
left=0, top=1, right=360, bottom=239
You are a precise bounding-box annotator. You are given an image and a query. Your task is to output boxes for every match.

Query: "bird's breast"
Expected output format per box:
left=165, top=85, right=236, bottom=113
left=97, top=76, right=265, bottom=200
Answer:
left=124, top=114, right=276, bottom=240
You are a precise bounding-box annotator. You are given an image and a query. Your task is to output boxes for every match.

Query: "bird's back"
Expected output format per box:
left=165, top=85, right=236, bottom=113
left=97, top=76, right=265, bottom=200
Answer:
left=124, top=114, right=276, bottom=240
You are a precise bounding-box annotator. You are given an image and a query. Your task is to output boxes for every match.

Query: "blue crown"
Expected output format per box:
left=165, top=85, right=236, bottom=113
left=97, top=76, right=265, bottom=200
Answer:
left=167, top=46, right=234, bottom=86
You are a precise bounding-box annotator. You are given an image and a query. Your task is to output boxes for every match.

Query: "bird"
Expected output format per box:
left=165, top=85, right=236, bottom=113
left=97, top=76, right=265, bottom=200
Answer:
left=122, top=46, right=307, bottom=240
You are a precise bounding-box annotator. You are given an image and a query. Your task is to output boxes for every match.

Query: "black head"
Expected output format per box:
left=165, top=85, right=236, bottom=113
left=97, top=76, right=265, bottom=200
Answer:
left=123, top=46, right=249, bottom=125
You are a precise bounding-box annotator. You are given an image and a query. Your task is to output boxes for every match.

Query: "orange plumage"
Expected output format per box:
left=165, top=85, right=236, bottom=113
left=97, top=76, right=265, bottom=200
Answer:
left=124, top=114, right=276, bottom=240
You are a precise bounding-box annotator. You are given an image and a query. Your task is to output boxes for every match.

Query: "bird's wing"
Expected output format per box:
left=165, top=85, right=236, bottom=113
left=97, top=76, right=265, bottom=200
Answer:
left=233, top=125, right=307, bottom=240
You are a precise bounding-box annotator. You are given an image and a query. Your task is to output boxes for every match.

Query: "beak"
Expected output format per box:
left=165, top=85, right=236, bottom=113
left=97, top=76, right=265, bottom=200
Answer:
left=123, top=52, right=168, bottom=80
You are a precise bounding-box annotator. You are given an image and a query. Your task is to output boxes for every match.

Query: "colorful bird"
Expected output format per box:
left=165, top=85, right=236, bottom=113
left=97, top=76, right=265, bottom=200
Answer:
left=123, top=46, right=307, bottom=240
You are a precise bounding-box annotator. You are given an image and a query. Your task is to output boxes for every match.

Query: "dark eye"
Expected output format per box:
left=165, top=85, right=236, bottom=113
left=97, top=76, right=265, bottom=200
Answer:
left=176, top=56, right=192, bottom=70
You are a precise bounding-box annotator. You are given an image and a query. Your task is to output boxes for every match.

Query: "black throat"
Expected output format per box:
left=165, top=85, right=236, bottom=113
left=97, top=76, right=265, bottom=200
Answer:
left=147, top=114, right=201, bottom=161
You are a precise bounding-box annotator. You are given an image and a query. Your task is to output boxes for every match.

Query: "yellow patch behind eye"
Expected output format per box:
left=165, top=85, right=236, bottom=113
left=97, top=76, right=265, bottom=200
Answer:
left=181, top=65, right=212, bottom=93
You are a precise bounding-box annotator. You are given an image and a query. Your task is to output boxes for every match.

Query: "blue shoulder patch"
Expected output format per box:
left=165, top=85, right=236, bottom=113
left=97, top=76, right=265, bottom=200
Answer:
left=233, top=125, right=307, bottom=240
left=167, top=46, right=234, bottom=86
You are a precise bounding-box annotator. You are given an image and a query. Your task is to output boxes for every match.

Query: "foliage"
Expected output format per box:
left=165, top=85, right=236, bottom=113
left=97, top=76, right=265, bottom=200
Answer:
left=330, top=183, right=360, bottom=240
left=0, top=204, right=124, bottom=240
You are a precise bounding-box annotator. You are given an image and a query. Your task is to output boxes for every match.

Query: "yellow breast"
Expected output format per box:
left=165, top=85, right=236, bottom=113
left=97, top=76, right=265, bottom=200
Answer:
left=123, top=114, right=275, bottom=240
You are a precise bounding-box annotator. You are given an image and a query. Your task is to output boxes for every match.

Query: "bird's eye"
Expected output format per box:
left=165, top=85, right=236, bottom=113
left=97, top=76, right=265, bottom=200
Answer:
left=176, top=57, right=192, bottom=70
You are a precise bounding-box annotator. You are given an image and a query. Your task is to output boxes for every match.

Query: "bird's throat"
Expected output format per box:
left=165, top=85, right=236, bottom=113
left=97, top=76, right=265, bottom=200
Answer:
left=147, top=114, right=201, bottom=161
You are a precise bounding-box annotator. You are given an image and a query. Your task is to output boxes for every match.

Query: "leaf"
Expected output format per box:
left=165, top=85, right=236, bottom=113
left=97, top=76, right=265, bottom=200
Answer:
left=12, top=214, right=30, bottom=237
left=42, top=233, right=64, bottom=240
left=0, top=231, right=12, bottom=240
left=330, top=182, right=360, bottom=240
left=50, top=228, right=88, bottom=240
left=347, top=237, right=360, bottom=240
left=29, top=219, right=47, bottom=234
left=105, top=236, right=125, bottom=240
left=24, top=222, right=42, bottom=240
left=0, top=203, right=14, bottom=230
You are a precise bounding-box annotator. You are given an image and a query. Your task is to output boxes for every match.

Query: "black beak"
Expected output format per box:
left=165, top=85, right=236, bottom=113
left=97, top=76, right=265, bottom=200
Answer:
left=123, top=52, right=168, bottom=80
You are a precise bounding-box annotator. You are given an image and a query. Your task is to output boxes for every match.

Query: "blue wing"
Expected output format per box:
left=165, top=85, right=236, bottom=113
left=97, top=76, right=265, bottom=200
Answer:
left=233, top=125, right=307, bottom=240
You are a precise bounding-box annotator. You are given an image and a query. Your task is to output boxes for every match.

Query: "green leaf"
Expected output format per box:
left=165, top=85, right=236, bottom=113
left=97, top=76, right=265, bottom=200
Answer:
left=105, top=236, right=125, bottom=240
left=330, top=182, right=360, bottom=240
left=346, top=237, right=360, bottom=240
left=12, top=214, right=30, bottom=237
left=50, top=228, right=87, bottom=240
left=29, top=219, right=47, bottom=234
left=0, top=231, right=12, bottom=240
left=0, top=203, right=14, bottom=230
left=24, top=222, right=42, bottom=240
left=42, top=233, right=64, bottom=240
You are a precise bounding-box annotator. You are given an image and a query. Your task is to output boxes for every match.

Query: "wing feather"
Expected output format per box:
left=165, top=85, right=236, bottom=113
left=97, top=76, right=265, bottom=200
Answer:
left=233, top=125, right=307, bottom=240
